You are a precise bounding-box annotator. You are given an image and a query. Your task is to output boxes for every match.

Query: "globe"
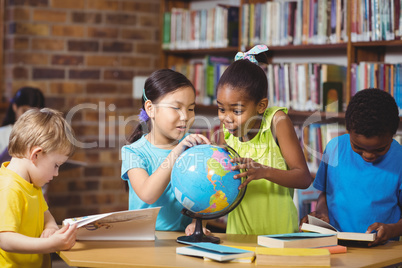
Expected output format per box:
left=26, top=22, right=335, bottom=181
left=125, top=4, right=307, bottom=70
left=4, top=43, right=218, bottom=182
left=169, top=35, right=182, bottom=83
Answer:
left=171, top=144, right=247, bottom=243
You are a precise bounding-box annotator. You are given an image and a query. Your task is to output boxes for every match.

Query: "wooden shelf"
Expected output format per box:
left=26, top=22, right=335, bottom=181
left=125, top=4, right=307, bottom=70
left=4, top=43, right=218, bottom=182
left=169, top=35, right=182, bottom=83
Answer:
left=351, top=40, right=402, bottom=48
left=265, top=43, right=348, bottom=51
left=288, top=110, right=345, bottom=119
left=162, top=47, right=239, bottom=56
left=194, top=104, right=348, bottom=121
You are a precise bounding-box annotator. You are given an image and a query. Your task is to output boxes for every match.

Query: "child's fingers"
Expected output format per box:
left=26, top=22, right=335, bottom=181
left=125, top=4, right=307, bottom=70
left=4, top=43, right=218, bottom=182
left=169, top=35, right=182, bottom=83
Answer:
left=203, top=228, right=211, bottom=235
left=365, top=222, right=380, bottom=235
left=57, top=224, right=70, bottom=234
left=198, top=134, right=211, bottom=144
left=233, top=171, right=247, bottom=179
left=238, top=177, right=253, bottom=189
left=63, top=224, right=78, bottom=237
left=191, top=134, right=210, bottom=145
left=231, top=157, right=254, bottom=166
left=184, top=134, right=211, bottom=147
left=233, top=163, right=249, bottom=171
left=230, top=157, right=245, bottom=163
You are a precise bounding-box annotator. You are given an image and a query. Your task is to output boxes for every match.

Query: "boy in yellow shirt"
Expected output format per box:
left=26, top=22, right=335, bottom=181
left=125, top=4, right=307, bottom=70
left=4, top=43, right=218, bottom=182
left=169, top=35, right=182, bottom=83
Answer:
left=0, top=108, right=77, bottom=267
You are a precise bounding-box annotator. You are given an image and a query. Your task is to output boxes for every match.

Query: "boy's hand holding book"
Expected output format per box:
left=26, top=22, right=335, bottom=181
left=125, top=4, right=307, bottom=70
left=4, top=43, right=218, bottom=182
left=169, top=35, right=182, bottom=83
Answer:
left=299, top=211, right=329, bottom=231
left=366, top=221, right=400, bottom=247
left=48, top=224, right=78, bottom=251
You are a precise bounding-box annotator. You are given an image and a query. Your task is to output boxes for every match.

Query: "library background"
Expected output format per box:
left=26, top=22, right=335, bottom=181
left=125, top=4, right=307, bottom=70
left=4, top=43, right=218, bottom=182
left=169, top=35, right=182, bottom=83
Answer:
left=0, top=0, right=401, bottom=233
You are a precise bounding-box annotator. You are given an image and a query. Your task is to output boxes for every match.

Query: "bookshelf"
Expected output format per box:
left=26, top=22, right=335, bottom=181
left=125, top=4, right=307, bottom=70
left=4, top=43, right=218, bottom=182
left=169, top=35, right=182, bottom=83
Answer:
left=161, top=0, right=401, bottom=110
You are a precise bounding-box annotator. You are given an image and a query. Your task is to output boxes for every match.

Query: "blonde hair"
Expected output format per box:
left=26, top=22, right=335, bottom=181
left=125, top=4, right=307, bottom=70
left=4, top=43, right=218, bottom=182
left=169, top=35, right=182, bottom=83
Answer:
left=8, top=108, right=75, bottom=158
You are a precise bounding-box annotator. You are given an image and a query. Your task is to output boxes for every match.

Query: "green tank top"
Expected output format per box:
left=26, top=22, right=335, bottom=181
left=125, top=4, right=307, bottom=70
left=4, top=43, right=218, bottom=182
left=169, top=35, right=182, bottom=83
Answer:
left=224, top=107, right=298, bottom=235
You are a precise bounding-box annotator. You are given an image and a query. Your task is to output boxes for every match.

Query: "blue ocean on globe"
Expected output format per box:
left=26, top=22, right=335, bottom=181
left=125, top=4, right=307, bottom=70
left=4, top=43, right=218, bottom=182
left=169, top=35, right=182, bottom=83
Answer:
left=171, top=144, right=241, bottom=215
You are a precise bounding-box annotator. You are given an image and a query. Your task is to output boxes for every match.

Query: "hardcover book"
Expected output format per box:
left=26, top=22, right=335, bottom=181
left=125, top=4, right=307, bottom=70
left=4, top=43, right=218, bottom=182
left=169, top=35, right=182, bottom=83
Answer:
left=176, top=242, right=255, bottom=262
left=255, top=247, right=330, bottom=267
left=257, top=232, right=337, bottom=248
left=203, top=245, right=256, bottom=263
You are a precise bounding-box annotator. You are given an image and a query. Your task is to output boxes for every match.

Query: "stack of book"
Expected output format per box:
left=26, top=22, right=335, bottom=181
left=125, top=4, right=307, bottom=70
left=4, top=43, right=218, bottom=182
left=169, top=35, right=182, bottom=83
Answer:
left=255, top=231, right=348, bottom=266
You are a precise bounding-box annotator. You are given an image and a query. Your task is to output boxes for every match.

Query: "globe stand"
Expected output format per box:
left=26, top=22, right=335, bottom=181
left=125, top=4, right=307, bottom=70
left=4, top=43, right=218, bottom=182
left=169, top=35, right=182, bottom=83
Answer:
left=176, top=209, right=220, bottom=244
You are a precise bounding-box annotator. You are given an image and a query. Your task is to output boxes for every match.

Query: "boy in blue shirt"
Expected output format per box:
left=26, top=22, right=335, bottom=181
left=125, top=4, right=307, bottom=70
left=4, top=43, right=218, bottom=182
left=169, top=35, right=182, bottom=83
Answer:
left=301, top=88, right=402, bottom=246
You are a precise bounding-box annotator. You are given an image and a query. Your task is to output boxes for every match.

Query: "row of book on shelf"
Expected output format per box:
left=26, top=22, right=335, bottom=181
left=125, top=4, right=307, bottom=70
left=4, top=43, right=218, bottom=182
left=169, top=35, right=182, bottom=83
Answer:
left=162, top=0, right=402, bottom=51
left=162, top=5, right=239, bottom=50
left=242, top=0, right=348, bottom=48
left=351, top=62, right=402, bottom=114
left=351, top=0, right=402, bottom=42
left=171, top=56, right=402, bottom=115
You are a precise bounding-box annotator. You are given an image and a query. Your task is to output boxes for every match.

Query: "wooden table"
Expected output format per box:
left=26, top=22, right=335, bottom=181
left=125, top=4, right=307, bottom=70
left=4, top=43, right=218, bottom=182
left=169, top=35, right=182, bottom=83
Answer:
left=58, top=231, right=402, bottom=268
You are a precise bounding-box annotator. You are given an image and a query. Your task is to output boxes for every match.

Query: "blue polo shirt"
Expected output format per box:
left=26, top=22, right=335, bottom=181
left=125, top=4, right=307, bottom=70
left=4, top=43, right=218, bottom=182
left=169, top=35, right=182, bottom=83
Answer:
left=314, top=134, right=402, bottom=234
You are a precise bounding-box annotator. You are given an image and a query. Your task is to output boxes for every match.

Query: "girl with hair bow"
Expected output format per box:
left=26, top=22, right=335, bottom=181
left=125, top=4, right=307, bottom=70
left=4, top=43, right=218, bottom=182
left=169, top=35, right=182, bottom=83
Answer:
left=216, top=45, right=311, bottom=235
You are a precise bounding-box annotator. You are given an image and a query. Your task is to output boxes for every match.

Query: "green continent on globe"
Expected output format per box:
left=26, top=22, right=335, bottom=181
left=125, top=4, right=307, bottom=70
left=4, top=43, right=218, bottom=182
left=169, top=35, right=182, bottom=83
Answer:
left=206, top=158, right=230, bottom=188
left=197, top=190, right=229, bottom=213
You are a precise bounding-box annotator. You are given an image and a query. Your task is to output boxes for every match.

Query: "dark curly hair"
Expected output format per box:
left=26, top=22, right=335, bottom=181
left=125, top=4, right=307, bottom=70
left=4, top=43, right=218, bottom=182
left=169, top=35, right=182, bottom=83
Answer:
left=345, top=88, right=399, bottom=137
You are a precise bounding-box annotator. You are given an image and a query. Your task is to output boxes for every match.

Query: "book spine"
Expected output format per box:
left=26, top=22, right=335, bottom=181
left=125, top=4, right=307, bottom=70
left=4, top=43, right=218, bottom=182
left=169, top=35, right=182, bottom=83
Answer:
left=162, top=12, right=171, bottom=49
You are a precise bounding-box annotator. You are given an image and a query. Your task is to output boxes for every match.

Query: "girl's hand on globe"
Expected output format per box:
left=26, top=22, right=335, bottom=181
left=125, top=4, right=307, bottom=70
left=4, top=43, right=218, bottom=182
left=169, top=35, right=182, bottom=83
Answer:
left=174, top=134, right=211, bottom=155
left=185, top=220, right=211, bottom=236
left=230, top=157, right=269, bottom=189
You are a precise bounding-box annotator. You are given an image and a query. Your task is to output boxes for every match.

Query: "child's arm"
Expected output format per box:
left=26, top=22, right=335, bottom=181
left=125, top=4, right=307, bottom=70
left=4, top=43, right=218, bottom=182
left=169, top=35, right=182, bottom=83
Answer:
left=41, top=210, right=59, bottom=238
left=0, top=223, right=77, bottom=254
left=232, top=111, right=311, bottom=189
left=127, top=134, right=210, bottom=204
left=299, top=191, right=329, bottom=230
left=366, top=219, right=402, bottom=247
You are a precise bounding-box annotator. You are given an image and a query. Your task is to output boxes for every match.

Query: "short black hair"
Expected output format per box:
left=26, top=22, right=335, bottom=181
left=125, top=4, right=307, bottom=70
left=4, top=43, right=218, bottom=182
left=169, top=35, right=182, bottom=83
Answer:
left=345, top=88, right=399, bottom=137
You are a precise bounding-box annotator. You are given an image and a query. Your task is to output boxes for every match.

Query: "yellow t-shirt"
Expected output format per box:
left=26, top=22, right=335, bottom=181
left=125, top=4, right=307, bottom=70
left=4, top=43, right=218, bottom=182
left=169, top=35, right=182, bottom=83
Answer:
left=224, top=107, right=298, bottom=235
left=0, top=162, right=50, bottom=268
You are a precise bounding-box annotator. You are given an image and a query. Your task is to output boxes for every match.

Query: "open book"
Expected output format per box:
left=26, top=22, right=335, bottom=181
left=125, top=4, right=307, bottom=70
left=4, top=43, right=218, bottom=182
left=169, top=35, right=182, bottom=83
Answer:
left=62, top=207, right=161, bottom=241
left=301, top=215, right=376, bottom=242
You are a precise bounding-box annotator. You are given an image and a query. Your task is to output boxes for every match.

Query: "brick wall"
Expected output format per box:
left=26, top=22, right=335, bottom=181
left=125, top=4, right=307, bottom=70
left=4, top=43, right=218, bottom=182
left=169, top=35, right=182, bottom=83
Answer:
left=2, top=0, right=161, bottom=223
